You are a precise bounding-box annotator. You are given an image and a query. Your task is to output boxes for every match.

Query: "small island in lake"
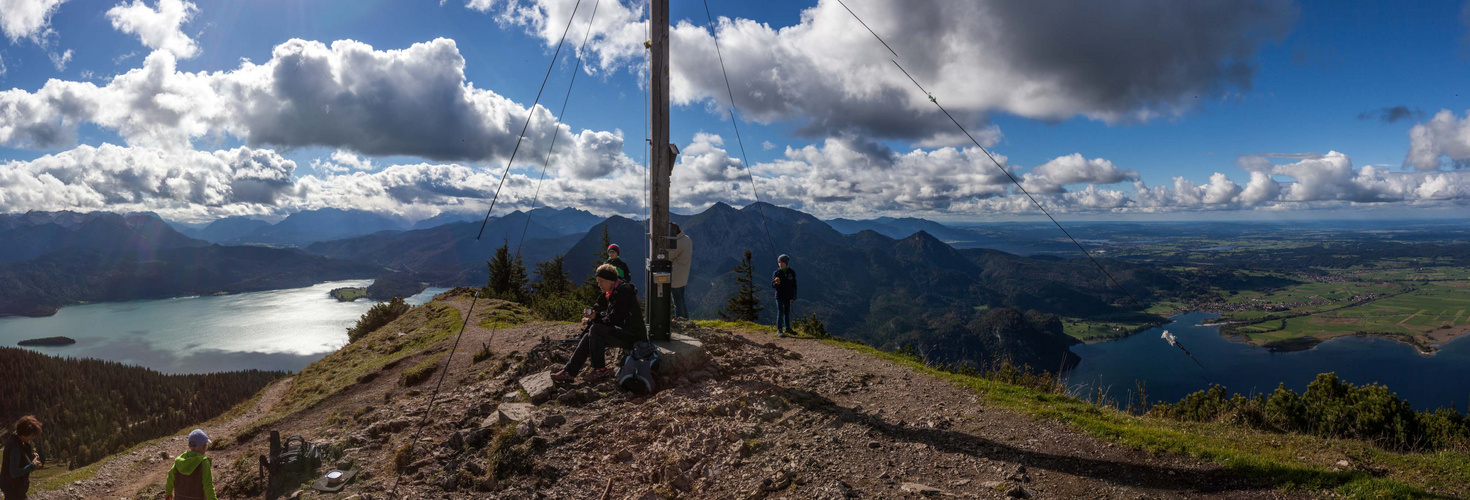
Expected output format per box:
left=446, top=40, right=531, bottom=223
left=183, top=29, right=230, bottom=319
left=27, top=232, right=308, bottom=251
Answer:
left=329, top=287, right=368, bottom=302
left=18, top=336, right=76, bottom=346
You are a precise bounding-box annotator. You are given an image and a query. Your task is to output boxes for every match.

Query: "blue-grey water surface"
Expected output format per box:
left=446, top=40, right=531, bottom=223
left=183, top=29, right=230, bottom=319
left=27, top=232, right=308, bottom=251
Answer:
left=0, top=280, right=447, bottom=374
left=1067, top=312, right=1470, bottom=411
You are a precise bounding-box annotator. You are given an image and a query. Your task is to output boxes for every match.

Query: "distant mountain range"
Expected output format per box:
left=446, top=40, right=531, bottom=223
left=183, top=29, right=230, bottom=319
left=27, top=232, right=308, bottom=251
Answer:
left=177, top=207, right=604, bottom=249
left=179, top=216, right=271, bottom=244
left=0, top=205, right=1188, bottom=369
left=304, top=207, right=602, bottom=284
left=549, top=202, right=1184, bottom=370
left=0, top=211, right=383, bottom=316
left=292, top=202, right=1188, bottom=369
left=0, top=211, right=206, bottom=262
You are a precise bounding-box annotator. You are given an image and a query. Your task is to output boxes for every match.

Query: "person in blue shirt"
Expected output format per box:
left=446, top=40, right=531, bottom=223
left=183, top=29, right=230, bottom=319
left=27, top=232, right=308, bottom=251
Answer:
left=772, top=254, right=797, bottom=337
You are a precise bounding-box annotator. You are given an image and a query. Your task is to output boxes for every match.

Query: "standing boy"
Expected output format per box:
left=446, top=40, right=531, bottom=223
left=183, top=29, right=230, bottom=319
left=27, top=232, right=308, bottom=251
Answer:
left=606, top=244, right=632, bottom=282
left=165, top=429, right=216, bottom=500
left=772, top=254, right=797, bottom=337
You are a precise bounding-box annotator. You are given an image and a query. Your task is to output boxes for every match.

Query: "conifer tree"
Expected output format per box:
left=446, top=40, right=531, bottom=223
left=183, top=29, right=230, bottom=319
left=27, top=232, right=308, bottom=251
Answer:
left=533, top=254, right=571, bottom=298
left=486, top=240, right=529, bottom=303
left=579, top=222, right=614, bottom=301
left=347, top=296, right=410, bottom=342
left=720, top=249, right=762, bottom=322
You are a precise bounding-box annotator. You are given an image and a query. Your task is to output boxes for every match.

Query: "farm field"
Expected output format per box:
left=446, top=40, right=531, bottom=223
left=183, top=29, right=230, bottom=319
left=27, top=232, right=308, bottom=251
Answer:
left=1231, top=280, right=1470, bottom=351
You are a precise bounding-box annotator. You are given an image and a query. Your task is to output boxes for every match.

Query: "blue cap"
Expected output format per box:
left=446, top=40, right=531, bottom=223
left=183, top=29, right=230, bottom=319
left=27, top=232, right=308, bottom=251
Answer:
left=778, top=254, right=789, bottom=264
left=188, top=429, right=211, bottom=448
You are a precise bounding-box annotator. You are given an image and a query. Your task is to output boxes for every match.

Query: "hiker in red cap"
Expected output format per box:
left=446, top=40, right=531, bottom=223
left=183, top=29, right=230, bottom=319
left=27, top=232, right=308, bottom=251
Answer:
left=605, top=243, right=631, bottom=282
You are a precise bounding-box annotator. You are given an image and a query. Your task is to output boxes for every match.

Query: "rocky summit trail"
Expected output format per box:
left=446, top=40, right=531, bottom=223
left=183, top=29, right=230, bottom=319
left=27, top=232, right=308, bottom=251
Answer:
left=33, top=376, right=294, bottom=500
left=36, top=294, right=1295, bottom=499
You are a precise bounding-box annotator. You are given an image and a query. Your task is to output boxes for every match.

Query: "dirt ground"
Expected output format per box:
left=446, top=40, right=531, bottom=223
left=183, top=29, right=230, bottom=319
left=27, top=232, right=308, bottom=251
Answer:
left=37, top=294, right=1301, bottom=499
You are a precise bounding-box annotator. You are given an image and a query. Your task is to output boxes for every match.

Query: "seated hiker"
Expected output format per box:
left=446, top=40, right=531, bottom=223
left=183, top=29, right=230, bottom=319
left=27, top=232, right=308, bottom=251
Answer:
left=165, top=429, right=216, bottom=500
left=2, top=416, right=43, bottom=500
left=606, top=243, right=632, bottom=282
left=553, top=264, right=646, bottom=383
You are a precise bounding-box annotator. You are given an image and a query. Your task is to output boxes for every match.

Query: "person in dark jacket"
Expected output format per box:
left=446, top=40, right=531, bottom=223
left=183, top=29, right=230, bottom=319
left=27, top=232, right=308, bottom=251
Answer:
left=164, top=429, right=216, bottom=500
left=1, top=416, right=43, bottom=500
left=772, top=254, right=797, bottom=337
left=605, top=244, right=632, bottom=282
left=552, top=264, right=645, bottom=383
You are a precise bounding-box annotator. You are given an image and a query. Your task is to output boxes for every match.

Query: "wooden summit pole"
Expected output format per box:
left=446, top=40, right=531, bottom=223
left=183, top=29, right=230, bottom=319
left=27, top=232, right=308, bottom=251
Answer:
left=647, top=0, right=674, bottom=341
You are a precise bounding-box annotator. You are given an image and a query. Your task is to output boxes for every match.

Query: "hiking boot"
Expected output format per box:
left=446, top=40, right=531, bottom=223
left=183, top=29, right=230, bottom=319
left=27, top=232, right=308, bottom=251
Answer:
left=778, top=331, right=789, bottom=338
left=550, top=370, right=575, bottom=383
left=582, top=367, right=615, bottom=383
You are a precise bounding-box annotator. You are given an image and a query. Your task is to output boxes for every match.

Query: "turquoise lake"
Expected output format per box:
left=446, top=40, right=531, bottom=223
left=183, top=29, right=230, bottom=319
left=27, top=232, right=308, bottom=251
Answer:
left=0, top=280, right=447, bottom=374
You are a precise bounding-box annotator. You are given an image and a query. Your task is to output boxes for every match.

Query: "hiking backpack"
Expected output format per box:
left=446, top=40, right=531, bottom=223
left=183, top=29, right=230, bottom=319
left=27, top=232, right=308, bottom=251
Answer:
left=617, top=341, right=660, bottom=394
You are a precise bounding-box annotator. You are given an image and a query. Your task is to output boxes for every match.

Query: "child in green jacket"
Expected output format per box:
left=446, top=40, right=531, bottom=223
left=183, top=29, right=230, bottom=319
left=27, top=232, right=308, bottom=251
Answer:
left=165, top=429, right=216, bottom=500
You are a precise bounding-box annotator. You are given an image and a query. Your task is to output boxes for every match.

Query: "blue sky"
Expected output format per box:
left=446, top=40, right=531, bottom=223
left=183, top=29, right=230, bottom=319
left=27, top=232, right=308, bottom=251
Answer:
left=0, top=0, right=1468, bottom=222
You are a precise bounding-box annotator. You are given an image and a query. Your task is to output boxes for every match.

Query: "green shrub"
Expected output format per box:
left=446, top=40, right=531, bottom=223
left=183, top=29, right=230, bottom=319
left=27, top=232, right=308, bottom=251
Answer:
left=1151, top=373, right=1470, bottom=452
left=347, top=297, right=411, bottom=343
left=486, top=425, right=532, bottom=479
left=472, top=343, right=494, bottom=364
left=529, top=293, right=583, bottom=322
left=792, top=313, right=829, bottom=339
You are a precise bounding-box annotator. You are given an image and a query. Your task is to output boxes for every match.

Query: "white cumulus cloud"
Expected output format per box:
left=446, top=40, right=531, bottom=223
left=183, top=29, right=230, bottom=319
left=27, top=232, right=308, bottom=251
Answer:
left=0, top=38, right=633, bottom=173
left=106, top=0, right=201, bottom=59
left=1406, top=109, right=1470, bottom=171
left=0, top=0, right=67, bottom=43
left=487, top=0, right=1295, bottom=145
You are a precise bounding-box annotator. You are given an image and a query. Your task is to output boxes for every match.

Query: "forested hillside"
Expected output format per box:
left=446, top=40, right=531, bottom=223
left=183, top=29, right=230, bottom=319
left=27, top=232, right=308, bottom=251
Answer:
left=0, top=246, right=383, bottom=316
left=0, top=347, right=283, bottom=468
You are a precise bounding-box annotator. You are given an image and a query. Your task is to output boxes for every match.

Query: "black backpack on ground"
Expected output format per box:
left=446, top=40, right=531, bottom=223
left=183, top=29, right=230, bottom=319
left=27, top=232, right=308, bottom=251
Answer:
left=617, top=341, right=660, bottom=394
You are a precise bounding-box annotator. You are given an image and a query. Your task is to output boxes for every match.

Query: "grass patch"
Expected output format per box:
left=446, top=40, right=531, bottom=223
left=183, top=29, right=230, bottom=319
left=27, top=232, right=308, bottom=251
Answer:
left=695, top=319, right=777, bottom=334
left=806, top=336, right=1470, bottom=498
left=472, top=342, right=495, bottom=363
left=399, top=354, right=444, bottom=387
left=478, top=305, right=533, bottom=330
left=278, top=302, right=463, bottom=415
left=36, top=460, right=102, bottom=490
left=486, top=425, right=533, bottom=479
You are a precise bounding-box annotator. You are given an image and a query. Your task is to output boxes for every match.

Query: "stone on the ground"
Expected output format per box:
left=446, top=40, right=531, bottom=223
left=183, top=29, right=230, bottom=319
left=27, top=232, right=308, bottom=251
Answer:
left=483, top=402, right=535, bottom=427
left=653, top=333, right=711, bottom=376
left=1006, top=484, right=1031, bottom=498
left=519, top=371, right=556, bottom=404
left=900, top=482, right=941, bottom=496
left=515, top=420, right=537, bottom=438
left=503, top=391, right=526, bottom=403
left=540, top=413, right=566, bottom=428
left=443, top=430, right=464, bottom=452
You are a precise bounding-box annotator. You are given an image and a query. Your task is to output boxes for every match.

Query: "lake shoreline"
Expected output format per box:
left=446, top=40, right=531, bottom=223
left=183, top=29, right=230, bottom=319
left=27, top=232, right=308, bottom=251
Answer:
left=0, top=280, right=449, bottom=375
left=1068, top=312, right=1470, bottom=412
left=0, top=276, right=381, bottom=319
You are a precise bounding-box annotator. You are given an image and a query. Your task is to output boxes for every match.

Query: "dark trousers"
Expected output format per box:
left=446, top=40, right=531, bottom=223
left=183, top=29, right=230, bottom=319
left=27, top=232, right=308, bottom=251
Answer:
left=563, top=323, right=638, bottom=375
left=776, top=299, right=793, bottom=332
left=672, top=287, right=688, bottom=318
left=2, top=484, right=28, bottom=500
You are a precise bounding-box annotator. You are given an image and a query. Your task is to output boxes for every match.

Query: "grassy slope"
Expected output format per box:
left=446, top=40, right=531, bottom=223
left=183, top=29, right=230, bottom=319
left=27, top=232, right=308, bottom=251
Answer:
left=699, top=321, right=1469, bottom=498
left=39, top=293, right=529, bottom=492
left=823, top=337, right=1470, bottom=499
